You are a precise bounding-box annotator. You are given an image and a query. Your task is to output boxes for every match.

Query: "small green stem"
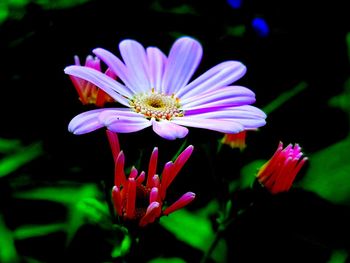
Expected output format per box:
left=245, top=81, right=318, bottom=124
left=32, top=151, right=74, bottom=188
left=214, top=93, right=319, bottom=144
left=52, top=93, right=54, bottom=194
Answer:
left=200, top=228, right=223, bottom=263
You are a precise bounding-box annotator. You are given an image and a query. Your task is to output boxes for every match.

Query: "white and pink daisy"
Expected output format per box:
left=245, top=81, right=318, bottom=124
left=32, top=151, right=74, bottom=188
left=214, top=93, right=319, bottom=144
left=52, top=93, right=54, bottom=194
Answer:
left=65, top=36, right=266, bottom=140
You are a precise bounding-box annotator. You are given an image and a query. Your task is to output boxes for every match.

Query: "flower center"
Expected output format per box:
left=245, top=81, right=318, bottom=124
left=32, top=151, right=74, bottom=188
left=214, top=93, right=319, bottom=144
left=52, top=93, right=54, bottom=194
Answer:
left=130, top=89, right=184, bottom=120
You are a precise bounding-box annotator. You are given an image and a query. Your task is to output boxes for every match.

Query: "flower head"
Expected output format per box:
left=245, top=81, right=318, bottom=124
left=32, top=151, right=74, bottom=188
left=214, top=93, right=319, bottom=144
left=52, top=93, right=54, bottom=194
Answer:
left=256, top=141, right=308, bottom=194
left=69, top=55, right=116, bottom=106
left=66, top=36, right=267, bottom=140
left=108, top=132, right=195, bottom=227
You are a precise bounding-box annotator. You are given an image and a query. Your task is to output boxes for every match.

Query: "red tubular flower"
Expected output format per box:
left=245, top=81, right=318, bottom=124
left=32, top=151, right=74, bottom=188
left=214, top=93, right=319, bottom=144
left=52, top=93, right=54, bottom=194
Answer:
left=108, top=132, right=196, bottom=227
left=220, top=131, right=247, bottom=151
left=256, top=141, right=308, bottom=194
left=69, top=55, right=116, bottom=106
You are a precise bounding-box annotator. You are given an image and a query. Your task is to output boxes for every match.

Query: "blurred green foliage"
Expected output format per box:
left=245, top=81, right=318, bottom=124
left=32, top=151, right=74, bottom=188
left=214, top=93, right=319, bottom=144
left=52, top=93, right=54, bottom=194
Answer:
left=327, top=250, right=348, bottom=263
left=160, top=201, right=227, bottom=263
left=0, top=141, right=42, bottom=178
left=299, top=33, right=350, bottom=206
left=0, top=0, right=91, bottom=24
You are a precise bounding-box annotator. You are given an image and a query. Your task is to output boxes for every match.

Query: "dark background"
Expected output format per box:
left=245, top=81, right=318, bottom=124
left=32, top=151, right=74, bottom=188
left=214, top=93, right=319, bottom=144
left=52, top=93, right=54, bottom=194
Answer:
left=0, top=0, right=350, bottom=262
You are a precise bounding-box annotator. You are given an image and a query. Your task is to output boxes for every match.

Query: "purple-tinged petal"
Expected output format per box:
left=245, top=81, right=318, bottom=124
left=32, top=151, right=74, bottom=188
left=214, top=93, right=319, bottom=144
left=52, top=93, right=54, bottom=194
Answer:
left=150, top=187, right=159, bottom=203
left=181, top=85, right=255, bottom=106
left=147, top=47, right=167, bottom=93
left=162, top=37, right=202, bottom=95
left=129, top=166, right=138, bottom=179
left=152, top=120, right=189, bottom=140
left=98, top=110, right=152, bottom=133
left=228, top=118, right=266, bottom=129
left=107, top=121, right=152, bottom=133
left=73, top=55, right=81, bottom=66
left=171, top=117, right=244, bottom=133
left=176, top=61, right=246, bottom=100
left=231, top=105, right=267, bottom=117
left=97, top=108, right=144, bottom=117
left=93, top=48, right=139, bottom=94
left=98, top=109, right=147, bottom=123
left=64, top=65, right=131, bottom=105
left=186, top=106, right=266, bottom=119
left=163, top=192, right=196, bottom=216
left=185, top=105, right=267, bottom=118
left=182, top=95, right=256, bottom=111
left=139, top=201, right=160, bottom=227
left=184, top=106, right=267, bottom=128
left=119, top=39, right=151, bottom=93
left=152, top=174, right=160, bottom=188
left=84, top=55, right=101, bottom=71
left=68, top=109, right=105, bottom=134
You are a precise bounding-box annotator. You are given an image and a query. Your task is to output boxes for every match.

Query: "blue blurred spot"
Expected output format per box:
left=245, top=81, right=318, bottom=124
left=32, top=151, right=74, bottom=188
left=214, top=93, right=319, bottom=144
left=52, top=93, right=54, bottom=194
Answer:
left=252, top=17, right=269, bottom=37
left=227, top=0, right=242, bottom=9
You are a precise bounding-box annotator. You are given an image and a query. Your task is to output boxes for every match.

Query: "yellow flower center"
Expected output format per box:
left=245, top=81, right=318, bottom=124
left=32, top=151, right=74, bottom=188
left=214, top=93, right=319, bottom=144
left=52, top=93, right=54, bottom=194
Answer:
left=130, top=89, right=184, bottom=120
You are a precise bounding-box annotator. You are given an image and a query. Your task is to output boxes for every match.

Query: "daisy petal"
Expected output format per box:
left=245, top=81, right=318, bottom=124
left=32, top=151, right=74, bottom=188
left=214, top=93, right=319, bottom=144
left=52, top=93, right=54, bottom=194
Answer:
left=186, top=105, right=267, bottom=119
left=98, top=110, right=152, bottom=133
left=64, top=65, right=131, bottom=105
left=177, top=61, right=246, bottom=100
left=234, top=105, right=268, bottom=117
left=181, top=85, right=255, bottom=106
left=162, top=37, right=203, bottom=95
left=225, top=118, right=266, bottom=129
left=119, top=39, right=151, bottom=93
left=152, top=120, right=189, bottom=140
left=147, top=47, right=167, bottom=93
left=185, top=106, right=267, bottom=128
left=182, top=86, right=256, bottom=110
left=93, top=47, right=139, bottom=94
left=171, top=117, right=244, bottom=133
left=68, top=109, right=105, bottom=134
left=183, top=96, right=256, bottom=111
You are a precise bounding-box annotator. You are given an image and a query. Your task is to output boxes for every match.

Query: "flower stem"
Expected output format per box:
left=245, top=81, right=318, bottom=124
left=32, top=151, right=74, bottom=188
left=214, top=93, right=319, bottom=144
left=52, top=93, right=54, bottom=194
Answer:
left=200, top=228, right=223, bottom=263
left=101, top=179, right=117, bottom=224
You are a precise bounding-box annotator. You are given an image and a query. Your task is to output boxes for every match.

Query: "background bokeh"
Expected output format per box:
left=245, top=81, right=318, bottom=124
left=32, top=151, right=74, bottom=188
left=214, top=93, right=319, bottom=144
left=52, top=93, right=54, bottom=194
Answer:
left=1, top=0, right=350, bottom=262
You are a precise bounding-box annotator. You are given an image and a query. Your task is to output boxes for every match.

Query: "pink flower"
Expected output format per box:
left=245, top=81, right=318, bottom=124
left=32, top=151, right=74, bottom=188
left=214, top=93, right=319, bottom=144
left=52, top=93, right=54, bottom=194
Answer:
left=66, top=36, right=266, bottom=140
left=69, top=55, right=116, bottom=106
left=107, top=132, right=195, bottom=227
left=256, top=141, right=308, bottom=194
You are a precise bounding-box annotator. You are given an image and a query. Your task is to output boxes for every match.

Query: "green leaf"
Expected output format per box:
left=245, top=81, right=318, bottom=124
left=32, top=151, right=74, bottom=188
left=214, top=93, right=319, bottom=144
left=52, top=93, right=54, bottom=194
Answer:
left=0, top=141, right=42, bottom=178
left=299, top=136, right=350, bottom=205
left=327, top=250, right=348, bottom=263
left=14, top=183, right=110, bottom=245
left=239, top=159, right=265, bottom=189
left=0, top=214, right=20, bottom=263
left=0, top=137, right=21, bottom=153
left=160, top=201, right=227, bottom=263
left=111, top=231, right=132, bottom=259
left=13, top=223, right=66, bottom=240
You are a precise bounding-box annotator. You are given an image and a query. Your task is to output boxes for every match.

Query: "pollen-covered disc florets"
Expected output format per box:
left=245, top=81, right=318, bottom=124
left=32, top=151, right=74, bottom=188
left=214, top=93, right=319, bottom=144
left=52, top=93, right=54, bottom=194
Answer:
left=130, top=89, right=183, bottom=120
